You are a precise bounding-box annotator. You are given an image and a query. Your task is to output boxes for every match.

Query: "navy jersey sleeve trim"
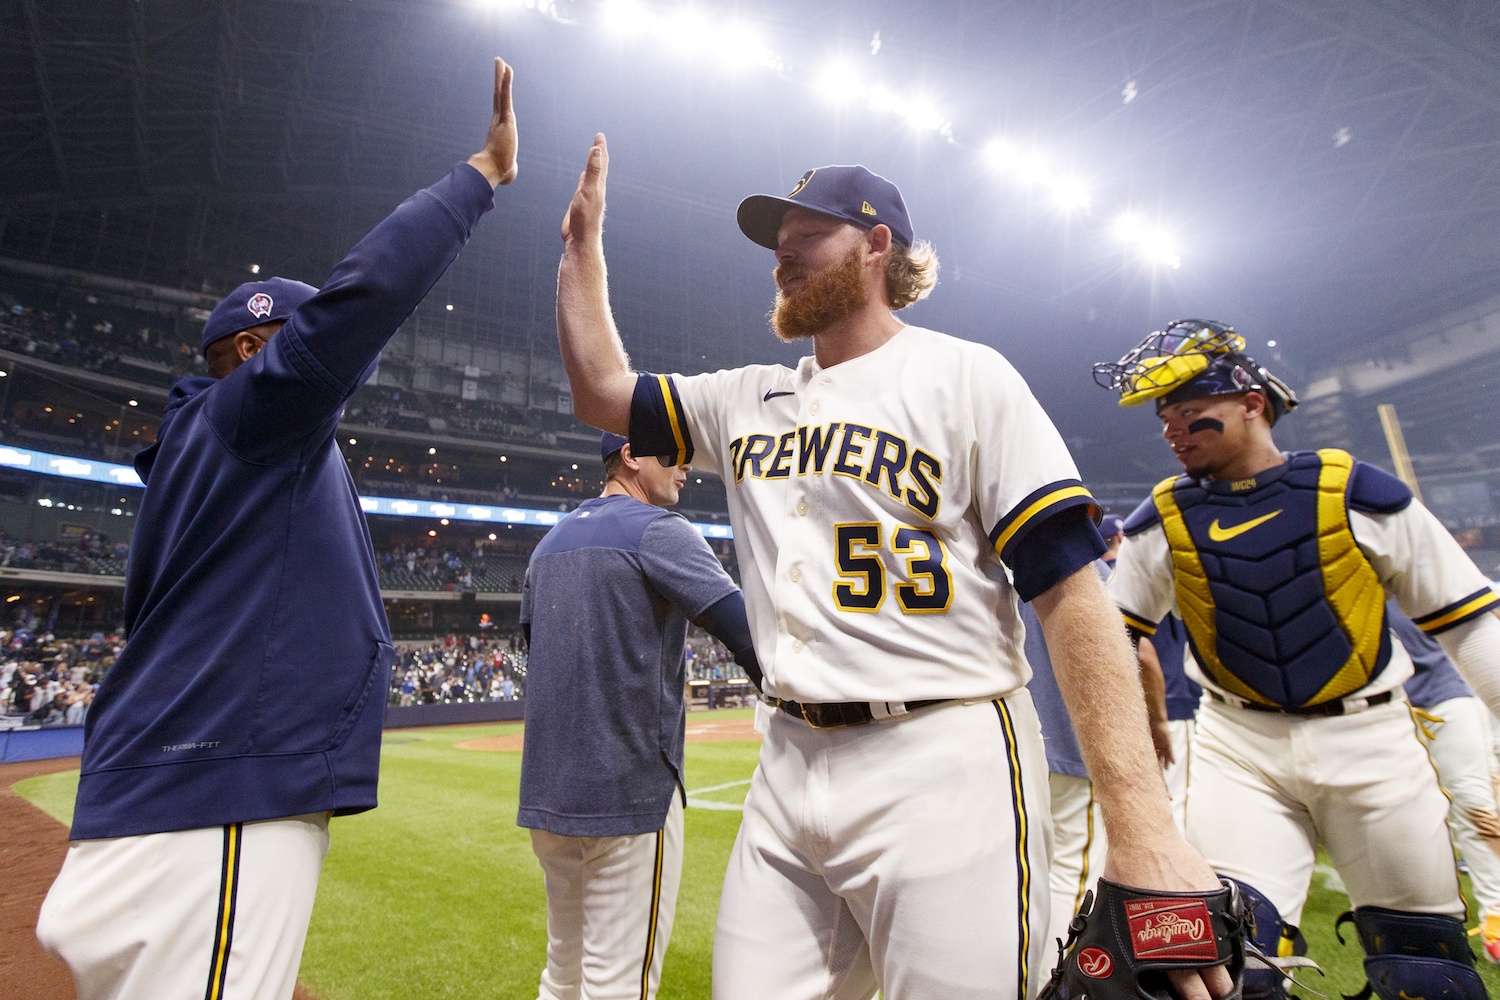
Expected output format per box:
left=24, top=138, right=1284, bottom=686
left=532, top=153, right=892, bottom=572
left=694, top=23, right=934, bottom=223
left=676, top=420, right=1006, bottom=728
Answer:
left=989, top=479, right=1099, bottom=566
left=1123, top=492, right=1166, bottom=537
left=1348, top=460, right=1415, bottom=514
left=1414, top=587, right=1500, bottom=635
left=1009, top=506, right=1109, bottom=603
left=1120, top=609, right=1158, bottom=636
left=630, top=373, right=694, bottom=466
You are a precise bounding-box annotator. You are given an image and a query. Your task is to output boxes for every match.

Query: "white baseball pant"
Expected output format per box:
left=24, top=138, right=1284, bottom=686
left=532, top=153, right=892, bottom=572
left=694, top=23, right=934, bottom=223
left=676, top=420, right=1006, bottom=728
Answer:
left=530, top=796, right=685, bottom=1000
left=1184, top=698, right=1462, bottom=927
left=1044, top=772, right=1107, bottom=968
left=1414, top=696, right=1500, bottom=919
left=712, top=694, right=1053, bottom=1000
left=36, top=812, right=329, bottom=1000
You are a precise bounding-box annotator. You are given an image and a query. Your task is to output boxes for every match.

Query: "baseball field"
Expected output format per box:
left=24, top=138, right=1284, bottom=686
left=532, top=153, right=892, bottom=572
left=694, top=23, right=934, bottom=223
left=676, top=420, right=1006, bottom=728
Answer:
left=10, top=709, right=1500, bottom=999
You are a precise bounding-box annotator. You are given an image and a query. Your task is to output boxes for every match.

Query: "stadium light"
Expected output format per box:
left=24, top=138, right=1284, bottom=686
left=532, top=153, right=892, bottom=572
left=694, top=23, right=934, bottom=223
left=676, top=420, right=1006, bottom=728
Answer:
left=1049, top=175, right=1091, bottom=211
left=983, top=138, right=1016, bottom=171
left=816, top=61, right=865, bottom=105
left=1113, top=212, right=1146, bottom=242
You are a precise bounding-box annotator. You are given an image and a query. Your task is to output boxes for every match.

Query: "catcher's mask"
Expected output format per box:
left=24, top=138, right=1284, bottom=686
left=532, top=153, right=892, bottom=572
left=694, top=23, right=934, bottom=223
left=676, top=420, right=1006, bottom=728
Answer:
left=1092, top=318, right=1299, bottom=425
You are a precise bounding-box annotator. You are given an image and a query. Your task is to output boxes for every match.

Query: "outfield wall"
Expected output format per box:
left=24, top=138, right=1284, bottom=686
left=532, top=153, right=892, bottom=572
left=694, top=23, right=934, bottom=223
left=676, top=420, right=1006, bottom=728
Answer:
left=383, top=700, right=524, bottom=728
left=1, top=701, right=527, bottom=762
left=0, top=724, right=84, bottom=762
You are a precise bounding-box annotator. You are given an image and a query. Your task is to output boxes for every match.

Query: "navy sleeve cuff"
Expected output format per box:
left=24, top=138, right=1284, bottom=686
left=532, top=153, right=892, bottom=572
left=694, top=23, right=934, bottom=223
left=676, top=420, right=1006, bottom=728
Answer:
left=1010, top=506, right=1108, bottom=603
left=630, top=372, right=694, bottom=465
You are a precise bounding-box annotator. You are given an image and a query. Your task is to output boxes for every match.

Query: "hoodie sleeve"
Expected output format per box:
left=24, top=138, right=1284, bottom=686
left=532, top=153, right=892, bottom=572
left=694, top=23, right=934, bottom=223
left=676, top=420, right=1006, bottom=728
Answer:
left=207, top=163, right=495, bottom=461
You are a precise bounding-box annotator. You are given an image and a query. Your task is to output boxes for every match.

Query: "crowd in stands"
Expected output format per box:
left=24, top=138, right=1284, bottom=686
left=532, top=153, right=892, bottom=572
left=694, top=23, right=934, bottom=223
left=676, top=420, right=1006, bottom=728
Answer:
left=343, top=384, right=585, bottom=447
left=389, top=631, right=527, bottom=706
left=685, top=632, right=754, bottom=685
left=1, top=291, right=202, bottom=387
left=0, top=530, right=129, bottom=576
left=0, top=619, right=121, bottom=727
left=377, top=538, right=531, bottom=593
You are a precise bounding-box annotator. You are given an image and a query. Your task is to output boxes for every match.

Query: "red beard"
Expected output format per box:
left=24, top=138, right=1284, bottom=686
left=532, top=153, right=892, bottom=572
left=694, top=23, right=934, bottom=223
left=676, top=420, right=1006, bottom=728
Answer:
left=771, top=244, right=869, bottom=341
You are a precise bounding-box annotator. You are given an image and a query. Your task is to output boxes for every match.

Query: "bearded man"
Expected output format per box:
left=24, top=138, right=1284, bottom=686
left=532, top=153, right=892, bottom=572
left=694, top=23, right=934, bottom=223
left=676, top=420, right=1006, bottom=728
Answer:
left=552, top=142, right=1235, bottom=1000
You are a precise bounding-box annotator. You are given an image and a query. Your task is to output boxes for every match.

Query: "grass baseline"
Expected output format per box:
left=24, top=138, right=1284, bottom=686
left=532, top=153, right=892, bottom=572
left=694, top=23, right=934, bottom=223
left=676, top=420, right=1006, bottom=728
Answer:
left=14, top=713, right=1500, bottom=997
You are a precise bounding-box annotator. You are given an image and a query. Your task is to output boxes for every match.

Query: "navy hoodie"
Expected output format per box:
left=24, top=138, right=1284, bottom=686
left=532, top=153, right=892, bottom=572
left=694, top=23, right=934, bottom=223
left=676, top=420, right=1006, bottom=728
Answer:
left=71, top=163, right=495, bottom=840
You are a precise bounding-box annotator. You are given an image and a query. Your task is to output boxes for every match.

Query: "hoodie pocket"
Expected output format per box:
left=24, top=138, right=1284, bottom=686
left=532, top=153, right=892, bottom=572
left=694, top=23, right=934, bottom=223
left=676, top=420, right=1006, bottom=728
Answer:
left=326, top=640, right=393, bottom=751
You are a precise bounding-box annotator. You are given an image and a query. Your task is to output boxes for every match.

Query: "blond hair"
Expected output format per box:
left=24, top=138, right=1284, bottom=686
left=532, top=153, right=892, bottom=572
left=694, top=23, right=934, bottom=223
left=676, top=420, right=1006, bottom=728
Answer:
left=884, top=239, right=939, bottom=310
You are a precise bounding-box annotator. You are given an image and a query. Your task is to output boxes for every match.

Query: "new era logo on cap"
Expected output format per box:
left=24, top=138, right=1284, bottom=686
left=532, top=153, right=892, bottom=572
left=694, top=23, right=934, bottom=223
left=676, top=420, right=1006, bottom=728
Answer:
left=737, top=164, right=914, bottom=251
left=247, top=293, right=274, bottom=319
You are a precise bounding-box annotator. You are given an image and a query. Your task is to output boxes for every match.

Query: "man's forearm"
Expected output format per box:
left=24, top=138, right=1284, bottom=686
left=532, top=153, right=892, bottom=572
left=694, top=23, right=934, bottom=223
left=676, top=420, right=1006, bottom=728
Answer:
left=1033, top=567, right=1177, bottom=853
left=557, top=241, right=633, bottom=433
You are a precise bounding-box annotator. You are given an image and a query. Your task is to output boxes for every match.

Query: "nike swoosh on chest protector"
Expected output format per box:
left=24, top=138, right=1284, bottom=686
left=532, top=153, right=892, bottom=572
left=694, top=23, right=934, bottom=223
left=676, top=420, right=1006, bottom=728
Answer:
left=1207, top=509, right=1283, bottom=542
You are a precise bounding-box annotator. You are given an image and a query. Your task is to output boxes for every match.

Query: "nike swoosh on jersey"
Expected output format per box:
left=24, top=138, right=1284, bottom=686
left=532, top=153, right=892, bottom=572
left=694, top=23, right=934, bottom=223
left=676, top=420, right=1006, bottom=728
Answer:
left=1207, top=509, right=1283, bottom=542
left=763, top=389, right=795, bottom=401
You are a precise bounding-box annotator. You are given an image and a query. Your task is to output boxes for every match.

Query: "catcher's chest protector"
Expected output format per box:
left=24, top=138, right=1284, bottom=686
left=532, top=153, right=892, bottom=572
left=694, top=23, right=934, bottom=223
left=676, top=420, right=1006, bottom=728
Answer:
left=1153, top=449, right=1390, bottom=709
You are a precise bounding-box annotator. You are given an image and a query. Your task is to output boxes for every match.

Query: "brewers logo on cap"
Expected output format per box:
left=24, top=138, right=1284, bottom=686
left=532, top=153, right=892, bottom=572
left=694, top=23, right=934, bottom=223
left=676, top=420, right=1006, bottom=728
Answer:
left=247, top=293, right=274, bottom=319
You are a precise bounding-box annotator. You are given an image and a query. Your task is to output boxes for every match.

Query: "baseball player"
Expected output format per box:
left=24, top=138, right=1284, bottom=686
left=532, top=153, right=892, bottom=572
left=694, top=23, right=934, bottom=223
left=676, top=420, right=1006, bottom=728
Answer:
left=35, top=58, right=519, bottom=1000
left=1394, top=599, right=1500, bottom=964
left=519, top=432, right=760, bottom=1000
left=555, top=136, right=1235, bottom=1000
left=1095, top=319, right=1500, bottom=1000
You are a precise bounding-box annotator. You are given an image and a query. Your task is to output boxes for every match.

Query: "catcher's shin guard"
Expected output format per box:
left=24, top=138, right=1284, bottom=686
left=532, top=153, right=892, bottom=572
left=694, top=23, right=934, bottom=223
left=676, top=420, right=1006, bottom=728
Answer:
left=1335, top=907, right=1486, bottom=1000
left=1226, top=879, right=1308, bottom=1000
left=1037, top=877, right=1249, bottom=1000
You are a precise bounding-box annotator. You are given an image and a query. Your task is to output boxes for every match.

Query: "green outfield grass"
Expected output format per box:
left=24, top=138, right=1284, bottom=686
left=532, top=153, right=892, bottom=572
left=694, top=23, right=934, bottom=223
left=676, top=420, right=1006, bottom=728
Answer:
left=16, top=711, right=1500, bottom=998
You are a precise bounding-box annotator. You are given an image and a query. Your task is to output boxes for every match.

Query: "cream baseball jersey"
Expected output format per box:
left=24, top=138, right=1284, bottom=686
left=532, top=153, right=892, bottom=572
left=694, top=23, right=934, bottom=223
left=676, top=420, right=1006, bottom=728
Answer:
left=631, top=325, right=1098, bottom=704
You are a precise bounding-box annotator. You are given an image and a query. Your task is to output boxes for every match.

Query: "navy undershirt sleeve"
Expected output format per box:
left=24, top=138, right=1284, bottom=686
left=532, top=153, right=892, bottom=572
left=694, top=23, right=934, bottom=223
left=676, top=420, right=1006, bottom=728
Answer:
left=693, top=591, right=762, bottom=690
left=1009, top=506, right=1107, bottom=602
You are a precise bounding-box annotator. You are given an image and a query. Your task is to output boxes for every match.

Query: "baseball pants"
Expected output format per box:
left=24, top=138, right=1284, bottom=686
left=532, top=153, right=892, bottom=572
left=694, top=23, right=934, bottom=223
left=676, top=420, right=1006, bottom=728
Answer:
left=1184, top=697, right=1463, bottom=928
left=1415, top=696, right=1500, bottom=919
left=36, top=812, right=329, bottom=1000
left=712, top=694, right=1053, bottom=1000
left=530, top=796, right=684, bottom=1000
left=1044, top=771, right=1107, bottom=965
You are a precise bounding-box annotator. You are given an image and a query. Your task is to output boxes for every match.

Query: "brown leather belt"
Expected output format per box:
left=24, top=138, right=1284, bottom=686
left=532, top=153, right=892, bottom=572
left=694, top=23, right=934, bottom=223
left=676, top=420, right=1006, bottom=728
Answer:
left=766, top=697, right=953, bottom=729
left=1206, top=689, right=1393, bottom=717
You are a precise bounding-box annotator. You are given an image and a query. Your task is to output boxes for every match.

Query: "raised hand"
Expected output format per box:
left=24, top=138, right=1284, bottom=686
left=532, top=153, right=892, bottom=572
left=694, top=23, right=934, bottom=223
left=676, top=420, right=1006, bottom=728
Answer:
left=561, top=133, right=609, bottom=246
left=467, top=57, right=518, bottom=187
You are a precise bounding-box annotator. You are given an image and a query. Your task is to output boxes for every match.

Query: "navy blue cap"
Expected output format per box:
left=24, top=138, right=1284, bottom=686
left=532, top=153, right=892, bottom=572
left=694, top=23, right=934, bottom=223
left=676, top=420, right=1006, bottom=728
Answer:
left=1100, top=514, right=1126, bottom=538
left=601, top=432, right=629, bottom=461
left=201, top=277, right=319, bottom=352
left=737, top=165, right=914, bottom=251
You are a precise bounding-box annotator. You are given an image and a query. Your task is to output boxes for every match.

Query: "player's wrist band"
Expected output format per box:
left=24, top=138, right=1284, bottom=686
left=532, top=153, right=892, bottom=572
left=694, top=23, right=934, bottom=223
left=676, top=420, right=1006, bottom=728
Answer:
left=763, top=696, right=953, bottom=729
left=1204, top=688, right=1393, bottom=717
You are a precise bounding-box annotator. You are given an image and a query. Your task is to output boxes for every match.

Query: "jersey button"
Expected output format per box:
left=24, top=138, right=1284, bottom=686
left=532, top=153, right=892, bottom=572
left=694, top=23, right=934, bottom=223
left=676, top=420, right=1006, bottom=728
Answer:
left=796, top=501, right=809, bottom=516
left=819, top=376, right=832, bottom=385
left=789, top=568, right=802, bottom=583
left=791, top=639, right=804, bottom=653
left=808, top=403, right=820, bottom=415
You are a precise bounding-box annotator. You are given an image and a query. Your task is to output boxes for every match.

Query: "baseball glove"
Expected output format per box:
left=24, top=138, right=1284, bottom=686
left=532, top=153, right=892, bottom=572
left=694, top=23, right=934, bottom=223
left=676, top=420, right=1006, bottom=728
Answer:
left=1038, top=877, right=1250, bottom=1000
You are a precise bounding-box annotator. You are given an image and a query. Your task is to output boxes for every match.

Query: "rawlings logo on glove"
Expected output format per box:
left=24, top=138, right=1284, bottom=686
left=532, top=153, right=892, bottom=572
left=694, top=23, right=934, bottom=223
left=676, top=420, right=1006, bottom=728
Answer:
left=1126, top=898, right=1219, bottom=961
